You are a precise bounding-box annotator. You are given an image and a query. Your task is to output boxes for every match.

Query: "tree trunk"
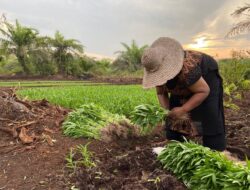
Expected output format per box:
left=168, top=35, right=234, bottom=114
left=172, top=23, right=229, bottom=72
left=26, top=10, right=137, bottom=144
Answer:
left=17, top=47, right=30, bottom=75
left=17, top=56, right=30, bottom=74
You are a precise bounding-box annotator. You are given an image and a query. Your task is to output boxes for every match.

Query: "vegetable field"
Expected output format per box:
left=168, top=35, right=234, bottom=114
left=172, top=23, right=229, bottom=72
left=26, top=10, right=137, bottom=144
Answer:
left=0, top=79, right=249, bottom=190
left=17, top=85, right=158, bottom=116
left=1, top=1, right=250, bottom=189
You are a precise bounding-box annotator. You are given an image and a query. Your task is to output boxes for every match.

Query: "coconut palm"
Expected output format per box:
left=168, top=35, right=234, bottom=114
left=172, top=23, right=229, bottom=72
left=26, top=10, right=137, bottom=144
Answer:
left=114, top=40, right=148, bottom=71
left=0, top=17, right=39, bottom=74
left=227, top=3, right=250, bottom=37
left=48, top=31, right=84, bottom=75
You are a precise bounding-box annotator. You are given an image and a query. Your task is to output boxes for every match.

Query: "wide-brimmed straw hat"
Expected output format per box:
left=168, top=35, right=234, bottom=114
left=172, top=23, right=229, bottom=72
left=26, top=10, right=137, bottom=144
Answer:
left=142, top=37, right=184, bottom=89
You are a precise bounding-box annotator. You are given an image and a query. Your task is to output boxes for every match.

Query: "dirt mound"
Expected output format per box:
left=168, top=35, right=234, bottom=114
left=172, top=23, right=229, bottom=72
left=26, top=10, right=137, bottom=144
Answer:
left=100, top=121, right=141, bottom=142
left=0, top=88, right=33, bottom=120
left=75, top=138, right=186, bottom=190
left=225, top=91, right=250, bottom=159
left=0, top=88, right=69, bottom=145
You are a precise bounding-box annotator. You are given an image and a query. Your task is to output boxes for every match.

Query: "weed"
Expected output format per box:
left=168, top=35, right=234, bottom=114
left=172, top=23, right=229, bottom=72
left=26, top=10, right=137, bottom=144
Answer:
left=65, top=148, right=77, bottom=170
left=76, top=144, right=96, bottom=168
left=65, top=144, right=96, bottom=171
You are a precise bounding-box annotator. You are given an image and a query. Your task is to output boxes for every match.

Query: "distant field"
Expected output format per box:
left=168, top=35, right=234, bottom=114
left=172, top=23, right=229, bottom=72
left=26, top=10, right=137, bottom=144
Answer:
left=17, top=85, right=158, bottom=116
left=0, top=80, right=108, bottom=87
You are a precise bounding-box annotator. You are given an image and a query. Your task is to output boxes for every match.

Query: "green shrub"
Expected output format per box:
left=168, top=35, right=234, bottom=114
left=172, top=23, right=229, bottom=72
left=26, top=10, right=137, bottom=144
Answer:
left=243, top=68, right=250, bottom=80
left=240, top=80, right=250, bottom=90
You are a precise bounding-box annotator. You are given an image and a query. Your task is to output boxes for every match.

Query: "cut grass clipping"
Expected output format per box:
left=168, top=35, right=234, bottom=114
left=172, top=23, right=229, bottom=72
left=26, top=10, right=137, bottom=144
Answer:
left=158, top=141, right=250, bottom=190
left=62, top=103, right=129, bottom=139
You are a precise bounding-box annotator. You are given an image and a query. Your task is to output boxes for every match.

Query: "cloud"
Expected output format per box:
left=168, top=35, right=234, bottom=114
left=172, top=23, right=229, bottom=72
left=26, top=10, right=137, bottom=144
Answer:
left=185, top=0, right=250, bottom=58
left=0, top=0, right=248, bottom=58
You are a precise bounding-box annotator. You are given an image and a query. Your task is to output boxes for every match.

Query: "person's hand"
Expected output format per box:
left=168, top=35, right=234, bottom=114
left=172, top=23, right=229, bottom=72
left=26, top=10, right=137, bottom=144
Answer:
left=168, top=106, right=187, bottom=119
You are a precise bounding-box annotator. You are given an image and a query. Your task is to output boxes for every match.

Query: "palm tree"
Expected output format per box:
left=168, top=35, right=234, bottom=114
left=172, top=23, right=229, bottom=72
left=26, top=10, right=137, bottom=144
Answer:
left=227, top=3, right=250, bottom=37
left=48, top=31, right=84, bottom=75
left=0, top=17, right=39, bottom=74
left=114, top=40, right=148, bottom=71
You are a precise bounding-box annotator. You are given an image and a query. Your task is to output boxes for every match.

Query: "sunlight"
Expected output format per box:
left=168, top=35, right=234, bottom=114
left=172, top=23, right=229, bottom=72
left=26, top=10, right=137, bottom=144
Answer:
left=189, top=37, right=208, bottom=49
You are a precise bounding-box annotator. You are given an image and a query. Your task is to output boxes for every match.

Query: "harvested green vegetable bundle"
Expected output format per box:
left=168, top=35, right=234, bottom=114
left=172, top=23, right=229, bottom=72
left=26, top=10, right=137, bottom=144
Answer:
left=130, top=104, right=168, bottom=134
left=158, top=141, right=250, bottom=190
left=62, top=103, right=128, bottom=139
left=130, top=104, right=197, bottom=136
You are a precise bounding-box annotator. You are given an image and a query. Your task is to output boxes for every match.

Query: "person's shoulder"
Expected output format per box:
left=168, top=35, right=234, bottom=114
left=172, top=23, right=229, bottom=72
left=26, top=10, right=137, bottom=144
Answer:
left=195, top=52, right=219, bottom=71
left=185, top=50, right=202, bottom=56
left=186, top=50, right=217, bottom=64
left=201, top=52, right=218, bottom=64
left=183, top=50, right=203, bottom=66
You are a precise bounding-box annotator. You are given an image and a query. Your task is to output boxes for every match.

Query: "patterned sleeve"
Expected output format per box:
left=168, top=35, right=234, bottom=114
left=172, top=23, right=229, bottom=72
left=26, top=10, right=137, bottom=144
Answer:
left=184, top=65, right=202, bottom=87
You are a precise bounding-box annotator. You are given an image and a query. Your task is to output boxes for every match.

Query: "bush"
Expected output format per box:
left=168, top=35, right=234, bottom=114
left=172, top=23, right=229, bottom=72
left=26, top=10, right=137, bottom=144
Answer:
left=244, top=68, right=250, bottom=80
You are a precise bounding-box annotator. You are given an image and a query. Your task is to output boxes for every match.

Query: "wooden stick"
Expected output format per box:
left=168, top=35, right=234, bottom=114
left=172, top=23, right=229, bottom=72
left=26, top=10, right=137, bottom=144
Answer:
left=0, top=126, right=18, bottom=137
left=0, top=117, right=20, bottom=124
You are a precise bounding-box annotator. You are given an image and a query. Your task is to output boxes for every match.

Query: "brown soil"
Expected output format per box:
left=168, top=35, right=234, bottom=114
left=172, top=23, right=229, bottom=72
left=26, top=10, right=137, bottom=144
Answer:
left=0, top=88, right=69, bottom=145
left=0, top=74, right=80, bottom=81
left=225, top=91, right=250, bottom=159
left=89, top=77, right=142, bottom=85
left=0, top=88, right=184, bottom=190
left=74, top=138, right=186, bottom=190
left=0, top=88, right=249, bottom=190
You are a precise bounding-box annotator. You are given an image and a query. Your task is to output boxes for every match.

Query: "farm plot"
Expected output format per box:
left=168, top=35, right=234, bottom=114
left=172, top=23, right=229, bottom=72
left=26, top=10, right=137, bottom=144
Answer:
left=17, top=85, right=158, bottom=116
left=0, top=84, right=249, bottom=190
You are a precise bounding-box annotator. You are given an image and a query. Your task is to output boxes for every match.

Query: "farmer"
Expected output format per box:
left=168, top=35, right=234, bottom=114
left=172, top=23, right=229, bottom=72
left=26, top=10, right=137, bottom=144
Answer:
left=141, top=37, right=226, bottom=151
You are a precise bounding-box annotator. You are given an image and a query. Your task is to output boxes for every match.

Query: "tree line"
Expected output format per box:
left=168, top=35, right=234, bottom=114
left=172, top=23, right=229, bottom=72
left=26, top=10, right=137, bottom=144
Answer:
left=0, top=15, right=147, bottom=77
left=0, top=2, right=249, bottom=77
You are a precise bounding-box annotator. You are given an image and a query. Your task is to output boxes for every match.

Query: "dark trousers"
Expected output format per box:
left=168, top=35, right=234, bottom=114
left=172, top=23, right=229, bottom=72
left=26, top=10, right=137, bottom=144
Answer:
left=166, top=126, right=226, bottom=151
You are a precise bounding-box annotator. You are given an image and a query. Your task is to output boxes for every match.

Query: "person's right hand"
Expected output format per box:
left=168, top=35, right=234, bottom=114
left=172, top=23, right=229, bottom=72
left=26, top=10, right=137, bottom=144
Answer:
left=168, top=106, right=187, bottom=119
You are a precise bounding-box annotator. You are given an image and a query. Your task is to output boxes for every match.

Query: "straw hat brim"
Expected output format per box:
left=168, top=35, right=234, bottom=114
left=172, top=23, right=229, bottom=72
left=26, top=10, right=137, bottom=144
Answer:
left=142, top=37, right=184, bottom=89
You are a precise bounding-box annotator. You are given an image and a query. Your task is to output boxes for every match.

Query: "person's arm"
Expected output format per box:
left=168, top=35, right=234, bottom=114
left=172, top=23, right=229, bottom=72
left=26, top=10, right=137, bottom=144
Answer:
left=156, top=86, right=169, bottom=109
left=169, top=77, right=210, bottom=118
left=182, top=77, right=210, bottom=112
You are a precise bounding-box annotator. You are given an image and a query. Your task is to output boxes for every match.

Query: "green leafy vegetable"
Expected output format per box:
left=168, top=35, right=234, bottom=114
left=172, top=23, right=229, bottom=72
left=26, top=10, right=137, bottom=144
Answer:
left=129, top=104, right=168, bottom=134
left=62, top=103, right=128, bottom=139
left=158, top=141, right=250, bottom=190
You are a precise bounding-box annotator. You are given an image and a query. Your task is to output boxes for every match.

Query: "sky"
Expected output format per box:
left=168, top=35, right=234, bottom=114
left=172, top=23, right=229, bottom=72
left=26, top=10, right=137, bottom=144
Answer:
left=0, top=0, right=250, bottom=59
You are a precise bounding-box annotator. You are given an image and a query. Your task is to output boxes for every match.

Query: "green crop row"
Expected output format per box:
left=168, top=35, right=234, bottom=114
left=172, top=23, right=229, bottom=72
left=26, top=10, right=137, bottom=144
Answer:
left=18, top=85, right=158, bottom=116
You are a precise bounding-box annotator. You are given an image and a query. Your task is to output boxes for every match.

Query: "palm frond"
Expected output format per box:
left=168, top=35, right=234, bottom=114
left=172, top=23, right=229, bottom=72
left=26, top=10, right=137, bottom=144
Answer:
left=232, top=3, right=250, bottom=17
left=226, top=20, right=250, bottom=37
left=0, top=27, right=12, bottom=39
left=113, top=40, right=148, bottom=71
left=120, top=42, right=131, bottom=51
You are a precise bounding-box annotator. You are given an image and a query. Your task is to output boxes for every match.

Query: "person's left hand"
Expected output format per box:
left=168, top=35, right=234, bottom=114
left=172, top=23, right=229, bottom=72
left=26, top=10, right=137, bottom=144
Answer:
left=168, top=106, right=187, bottom=119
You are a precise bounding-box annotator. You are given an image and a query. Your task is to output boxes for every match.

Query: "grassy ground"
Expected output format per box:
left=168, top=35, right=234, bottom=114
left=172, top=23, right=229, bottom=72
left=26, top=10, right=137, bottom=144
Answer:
left=219, top=58, right=250, bottom=84
left=17, top=85, right=158, bottom=116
